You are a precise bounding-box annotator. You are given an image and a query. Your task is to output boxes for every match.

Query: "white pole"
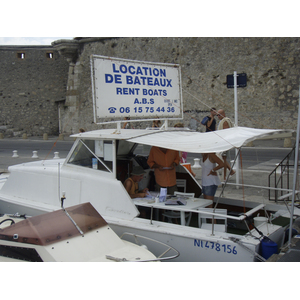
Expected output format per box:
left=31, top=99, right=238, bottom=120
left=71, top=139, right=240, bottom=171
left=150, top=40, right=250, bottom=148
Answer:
left=233, top=71, right=240, bottom=188
left=58, top=103, right=61, bottom=134
left=288, top=85, right=300, bottom=248
left=234, top=71, right=238, bottom=125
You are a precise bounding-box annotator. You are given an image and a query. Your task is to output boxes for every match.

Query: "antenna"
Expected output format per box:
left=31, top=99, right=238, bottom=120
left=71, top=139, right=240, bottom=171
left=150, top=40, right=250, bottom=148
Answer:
left=60, top=191, right=84, bottom=236
left=61, top=191, right=66, bottom=209
left=58, top=162, right=61, bottom=204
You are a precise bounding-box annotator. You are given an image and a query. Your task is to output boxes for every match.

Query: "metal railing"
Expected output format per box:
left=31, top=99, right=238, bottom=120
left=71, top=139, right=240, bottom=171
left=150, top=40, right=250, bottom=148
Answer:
left=268, top=145, right=299, bottom=202
left=118, top=232, right=180, bottom=262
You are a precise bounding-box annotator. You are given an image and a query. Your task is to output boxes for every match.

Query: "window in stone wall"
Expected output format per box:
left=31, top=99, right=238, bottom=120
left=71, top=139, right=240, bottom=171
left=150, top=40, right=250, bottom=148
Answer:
left=17, top=52, right=25, bottom=59
left=46, top=52, right=54, bottom=59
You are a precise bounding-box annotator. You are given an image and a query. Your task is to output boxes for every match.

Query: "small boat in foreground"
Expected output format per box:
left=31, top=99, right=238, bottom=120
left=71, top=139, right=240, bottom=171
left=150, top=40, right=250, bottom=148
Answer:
left=0, top=202, right=178, bottom=262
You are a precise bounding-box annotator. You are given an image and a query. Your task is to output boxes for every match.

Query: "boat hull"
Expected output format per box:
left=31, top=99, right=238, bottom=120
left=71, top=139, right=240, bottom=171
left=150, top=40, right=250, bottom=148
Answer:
left=0, top=195, right=287, bottom=262
left=108, top=218, right=260, bottom=262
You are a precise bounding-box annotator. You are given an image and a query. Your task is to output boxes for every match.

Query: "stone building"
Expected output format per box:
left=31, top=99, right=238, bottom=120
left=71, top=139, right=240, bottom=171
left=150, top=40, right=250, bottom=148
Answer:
left=1, top=37, right=300, bottom=137
left=0, top=43, right=69, bottom=137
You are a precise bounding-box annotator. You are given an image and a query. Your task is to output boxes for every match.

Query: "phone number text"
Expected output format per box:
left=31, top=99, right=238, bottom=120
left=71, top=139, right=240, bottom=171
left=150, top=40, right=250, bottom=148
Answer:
left=108, top=106, right=176, bottom=114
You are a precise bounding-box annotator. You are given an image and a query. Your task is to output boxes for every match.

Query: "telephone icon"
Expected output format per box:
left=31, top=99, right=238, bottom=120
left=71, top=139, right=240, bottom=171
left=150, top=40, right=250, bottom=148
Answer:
left=108, top=107, right=117, bottom=113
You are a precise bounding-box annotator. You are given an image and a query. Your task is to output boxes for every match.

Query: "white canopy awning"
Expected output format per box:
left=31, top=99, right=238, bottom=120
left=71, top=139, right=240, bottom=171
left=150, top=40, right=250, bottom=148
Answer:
left=127, top=127, right=294, bottom=153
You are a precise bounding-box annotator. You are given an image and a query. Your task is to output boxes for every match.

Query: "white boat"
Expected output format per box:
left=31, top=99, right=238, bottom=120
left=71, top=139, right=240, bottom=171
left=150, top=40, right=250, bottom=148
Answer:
left=0, top=202, right=178, bottom=262
left=0, top=125, right=298, bottom=262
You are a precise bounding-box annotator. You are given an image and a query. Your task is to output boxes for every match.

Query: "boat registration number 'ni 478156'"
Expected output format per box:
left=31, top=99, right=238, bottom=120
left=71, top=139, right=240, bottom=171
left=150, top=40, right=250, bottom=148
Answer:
left=194, top=240, right=237, bottom=255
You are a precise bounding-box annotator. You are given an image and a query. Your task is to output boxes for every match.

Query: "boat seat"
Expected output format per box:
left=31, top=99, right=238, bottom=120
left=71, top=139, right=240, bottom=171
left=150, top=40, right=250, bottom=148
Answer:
left=198, top=208, right=227, bottom=232
left=176, top=179, right=186, bottom=193
left=174, top=191, right=194, bottom=198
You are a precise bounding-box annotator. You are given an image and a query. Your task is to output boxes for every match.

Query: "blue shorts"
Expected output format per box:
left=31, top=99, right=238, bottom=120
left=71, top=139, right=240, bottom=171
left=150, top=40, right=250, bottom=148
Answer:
left=202, top=185, right=218, bottom=197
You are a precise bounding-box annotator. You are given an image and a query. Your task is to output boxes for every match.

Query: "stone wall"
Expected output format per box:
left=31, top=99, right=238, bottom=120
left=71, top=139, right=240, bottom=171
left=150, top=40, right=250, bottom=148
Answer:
left=0, top=45, right=69, bottom=137
left=59, top=37, right=300, bottom=134
left=1, top=37, right=300, bottom=137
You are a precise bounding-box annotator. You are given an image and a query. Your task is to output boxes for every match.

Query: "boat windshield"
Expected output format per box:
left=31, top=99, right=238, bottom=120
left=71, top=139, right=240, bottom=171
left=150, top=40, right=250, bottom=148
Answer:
left=117, top=140, right=136, bottom=156
left=67, top=139, right=113, bottom=172
left=0, top=203, right=107, bottom=246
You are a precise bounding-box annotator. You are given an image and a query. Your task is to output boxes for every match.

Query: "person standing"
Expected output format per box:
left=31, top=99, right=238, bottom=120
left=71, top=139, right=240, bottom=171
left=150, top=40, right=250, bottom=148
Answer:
left=147, top=146, right=180, bottom=195
left=217, top=109, right=233, bottom=130
left=174, top=122, right=188, bottom=163
left=201, top=153, right=224, bottom=204
left=205, top=107, right=217, bottom=132
left=174, top=122, right=196, bottom=177
left=152, top=118, right=161, bottom=128
left=217, top=109, right=235, bottom=180
left=122, top=117, right=134, bottom=129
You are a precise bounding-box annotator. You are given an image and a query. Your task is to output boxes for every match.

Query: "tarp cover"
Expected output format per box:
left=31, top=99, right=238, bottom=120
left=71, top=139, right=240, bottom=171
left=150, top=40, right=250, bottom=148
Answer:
left=0, top=203, right=107, bottom=245
left=127, top=127, right=293, bottom=153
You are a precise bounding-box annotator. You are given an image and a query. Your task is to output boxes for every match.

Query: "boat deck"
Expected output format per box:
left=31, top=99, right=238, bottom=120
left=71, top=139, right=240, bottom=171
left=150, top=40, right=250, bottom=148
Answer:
left=267, top=217, right=300, bottom=261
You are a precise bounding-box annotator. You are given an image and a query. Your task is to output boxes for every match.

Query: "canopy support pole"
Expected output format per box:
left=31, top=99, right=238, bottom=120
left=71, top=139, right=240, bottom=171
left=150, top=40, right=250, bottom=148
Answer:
left=116, top=121, right=121, bottom=133
left=211, top=149, right=240, bottom=235
left=214, top=148, right=241, bottom=209
left=161, top=119, right=169, bottom=130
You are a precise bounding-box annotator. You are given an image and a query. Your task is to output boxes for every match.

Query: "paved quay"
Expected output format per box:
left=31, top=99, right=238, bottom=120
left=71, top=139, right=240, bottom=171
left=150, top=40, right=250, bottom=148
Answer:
left=0, top=135, right=74, bottom=173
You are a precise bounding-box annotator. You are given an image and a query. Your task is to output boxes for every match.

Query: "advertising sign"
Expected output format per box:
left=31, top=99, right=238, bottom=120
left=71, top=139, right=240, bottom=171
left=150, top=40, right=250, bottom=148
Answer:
left=91, top=55, right=182, bottom=122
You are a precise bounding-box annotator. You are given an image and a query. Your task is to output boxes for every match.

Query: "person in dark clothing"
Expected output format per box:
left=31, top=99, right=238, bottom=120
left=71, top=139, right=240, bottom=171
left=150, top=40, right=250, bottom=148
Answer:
left=205, top=107, right=217, bottom=132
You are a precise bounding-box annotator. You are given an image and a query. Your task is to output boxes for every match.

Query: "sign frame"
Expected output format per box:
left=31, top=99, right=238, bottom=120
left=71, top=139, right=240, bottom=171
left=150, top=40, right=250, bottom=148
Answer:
left=90, top=55, right=183, bottom=124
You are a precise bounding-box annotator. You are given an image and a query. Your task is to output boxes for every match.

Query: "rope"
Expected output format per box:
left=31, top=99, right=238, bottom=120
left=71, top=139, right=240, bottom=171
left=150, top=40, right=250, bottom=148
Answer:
left=239, top=151, right=246, bottom=214
left=178, top=50, right=276, bottom=130
left=229, top=237, right=266, bottom=262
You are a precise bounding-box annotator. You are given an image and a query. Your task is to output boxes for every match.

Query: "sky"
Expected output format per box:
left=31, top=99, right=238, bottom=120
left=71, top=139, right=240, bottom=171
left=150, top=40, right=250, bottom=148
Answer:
left=0, top=37, right=73, bottom=46
left=0, top=1, right=298, bottom=47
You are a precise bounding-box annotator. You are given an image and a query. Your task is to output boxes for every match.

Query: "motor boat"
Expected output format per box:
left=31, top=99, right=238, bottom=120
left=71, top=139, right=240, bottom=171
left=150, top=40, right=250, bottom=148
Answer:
left=0, top=202, right=178, bottom=262
left=0, top=126, right=298, bottom=262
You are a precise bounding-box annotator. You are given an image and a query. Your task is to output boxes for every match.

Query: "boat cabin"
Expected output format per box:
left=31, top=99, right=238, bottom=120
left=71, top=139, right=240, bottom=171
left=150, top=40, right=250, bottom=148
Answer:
left=68, top=128, right=202, bottom=197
